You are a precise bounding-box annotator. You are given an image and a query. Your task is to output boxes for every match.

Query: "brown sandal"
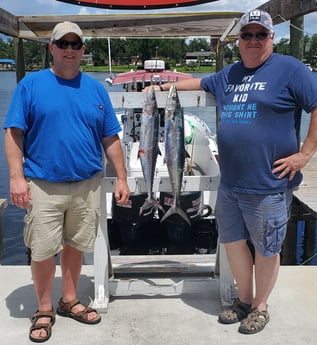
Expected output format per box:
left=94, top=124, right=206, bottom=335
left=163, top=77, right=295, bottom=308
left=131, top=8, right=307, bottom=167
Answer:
left=238, top=307, right=270, bottom=334
left=29, top=309, right=55, bottom=343
left=218, top=298, right=251, bottom=324
left=56, top=298, right=101, bottom=324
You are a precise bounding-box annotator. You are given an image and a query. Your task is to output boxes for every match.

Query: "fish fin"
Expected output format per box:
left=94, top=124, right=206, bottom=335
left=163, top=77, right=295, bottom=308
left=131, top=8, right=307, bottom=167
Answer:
left=139, top=198, right=152, bottom=216
left=152, top=198, right=165, bottom=214
left=139, top=197, right=165, bottom=216
left=158, top=146, right=162, bottom=156
left=160, top=205, right=191, bottom=226
left=137, top=148, right=145, bottom=159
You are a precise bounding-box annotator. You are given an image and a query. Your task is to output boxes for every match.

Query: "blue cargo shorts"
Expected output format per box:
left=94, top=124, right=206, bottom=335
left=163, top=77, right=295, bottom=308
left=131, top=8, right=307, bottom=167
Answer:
left=215, top=182, right=293, bottom=257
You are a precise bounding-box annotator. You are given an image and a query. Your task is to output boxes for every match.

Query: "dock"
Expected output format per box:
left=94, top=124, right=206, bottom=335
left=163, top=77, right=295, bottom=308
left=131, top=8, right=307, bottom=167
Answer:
left=0, top=264, right=317, bottom=345
left=293, top=151, right=317, bottom=217
left=1, top=152, right=317, bottom=345
left=0, top=198, right=8, bottom=257
left=1, top=102, right=317, bottom=344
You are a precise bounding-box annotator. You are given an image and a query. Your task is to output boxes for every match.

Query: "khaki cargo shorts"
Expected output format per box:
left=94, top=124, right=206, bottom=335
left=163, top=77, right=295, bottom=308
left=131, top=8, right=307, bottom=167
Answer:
left=24, top=173, right=101, bottom=262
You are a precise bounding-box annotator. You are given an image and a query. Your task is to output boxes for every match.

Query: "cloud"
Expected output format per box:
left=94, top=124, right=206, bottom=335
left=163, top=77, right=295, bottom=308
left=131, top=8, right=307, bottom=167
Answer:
left=0, top=0, right=96, bottom=15
left=36, top=0, right=58, bottom=7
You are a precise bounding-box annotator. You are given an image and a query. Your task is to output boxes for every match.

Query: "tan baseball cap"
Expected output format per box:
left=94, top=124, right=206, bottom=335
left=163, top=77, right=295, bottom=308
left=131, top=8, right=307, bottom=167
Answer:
left=50, top=21, right=84, bottom=42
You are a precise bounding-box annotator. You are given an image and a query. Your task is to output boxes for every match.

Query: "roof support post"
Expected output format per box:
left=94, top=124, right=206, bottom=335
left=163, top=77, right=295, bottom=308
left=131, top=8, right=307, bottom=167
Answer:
left=13, top=38, right=26, bottom=83
left=0, top=199, right=8, bottom=258
left=42, top=44, right=50, bottom=69
left=290, top=15, right=304, bottom=60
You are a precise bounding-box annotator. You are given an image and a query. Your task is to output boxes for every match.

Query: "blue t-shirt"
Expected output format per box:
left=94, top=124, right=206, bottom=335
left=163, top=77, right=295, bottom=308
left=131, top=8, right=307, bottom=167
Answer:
left=4, top=69, right=121, bottom=182
left=201, top=53, right=317, bottom=194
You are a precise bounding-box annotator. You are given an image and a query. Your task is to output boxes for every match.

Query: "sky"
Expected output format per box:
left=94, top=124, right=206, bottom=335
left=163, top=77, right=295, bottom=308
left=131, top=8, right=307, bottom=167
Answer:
left=0, top=0, right=317, bottom=42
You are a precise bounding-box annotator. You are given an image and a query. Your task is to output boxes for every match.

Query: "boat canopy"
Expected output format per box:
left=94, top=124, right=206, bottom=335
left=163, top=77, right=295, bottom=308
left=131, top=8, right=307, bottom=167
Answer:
left=56, top=0, right=217, bottom=10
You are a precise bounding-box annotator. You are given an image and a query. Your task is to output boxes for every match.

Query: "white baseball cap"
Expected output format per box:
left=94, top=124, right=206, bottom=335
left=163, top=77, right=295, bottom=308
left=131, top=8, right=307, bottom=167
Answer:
left=240, top=9, right=274, bottom=32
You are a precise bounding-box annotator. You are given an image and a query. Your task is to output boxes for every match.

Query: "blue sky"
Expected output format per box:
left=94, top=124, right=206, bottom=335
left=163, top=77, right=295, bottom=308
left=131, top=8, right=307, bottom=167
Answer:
left=1, top=0, right=317, bottom=42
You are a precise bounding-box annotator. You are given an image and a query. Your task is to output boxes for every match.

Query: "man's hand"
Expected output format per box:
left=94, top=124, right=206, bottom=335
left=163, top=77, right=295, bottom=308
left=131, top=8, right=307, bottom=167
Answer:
left=272, top=152, right=309, bottom=180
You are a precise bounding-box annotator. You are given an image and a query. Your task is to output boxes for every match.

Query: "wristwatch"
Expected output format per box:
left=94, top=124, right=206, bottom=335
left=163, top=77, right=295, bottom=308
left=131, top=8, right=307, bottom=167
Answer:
left=159, top=85, right=164, bottom=91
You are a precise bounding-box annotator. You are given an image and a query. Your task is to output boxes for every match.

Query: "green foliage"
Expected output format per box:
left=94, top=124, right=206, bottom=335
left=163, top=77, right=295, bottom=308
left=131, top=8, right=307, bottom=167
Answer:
left=2, top=35, right=317, bottom=70
left=187, top=38, right=209, bottom=52
left=23, top=40, right=46, bottom=68
left=0, top=38, right=14, bottom=58
left=273, top=37, right=290, bottom=55
left=303, top=34, right=317, bottom=68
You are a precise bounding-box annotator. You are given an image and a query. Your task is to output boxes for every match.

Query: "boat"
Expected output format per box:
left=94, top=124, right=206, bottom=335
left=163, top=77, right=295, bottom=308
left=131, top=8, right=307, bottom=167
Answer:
left=106, top=59, right=193, bottom=91
left=305, top=63, right=313, bottom=71
left=91, top=58, right=222, bottom=310
left=103, top=60, right=220, bottom=256
left=57, top=0, right=217, bottom=10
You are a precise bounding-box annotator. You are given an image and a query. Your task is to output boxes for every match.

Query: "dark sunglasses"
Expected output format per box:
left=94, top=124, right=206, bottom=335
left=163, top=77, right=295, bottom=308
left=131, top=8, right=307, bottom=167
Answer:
left=53, top=39, right=83, bottom=50
left=240, top=32, right=270, bottom=41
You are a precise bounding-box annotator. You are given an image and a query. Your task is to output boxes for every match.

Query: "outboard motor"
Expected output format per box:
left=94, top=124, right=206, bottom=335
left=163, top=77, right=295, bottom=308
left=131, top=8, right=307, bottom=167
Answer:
left=159, top=191, right=202, bottom=253
left=111, top=193, right=155, bottom=253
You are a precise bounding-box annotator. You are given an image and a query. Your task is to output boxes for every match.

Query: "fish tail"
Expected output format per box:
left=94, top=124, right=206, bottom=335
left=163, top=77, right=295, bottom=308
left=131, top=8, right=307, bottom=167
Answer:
left=139, top=197, right=165, bottom=216
left=152, top=198, right=165, bottom=214
left=160, top=205, right=191, bottom=226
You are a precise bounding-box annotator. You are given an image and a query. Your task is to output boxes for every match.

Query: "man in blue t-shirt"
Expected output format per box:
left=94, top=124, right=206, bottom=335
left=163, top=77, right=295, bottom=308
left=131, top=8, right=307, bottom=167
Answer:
left=4, top=21, right=130, bottom=342
left=146, top=9, right=317, bottom=334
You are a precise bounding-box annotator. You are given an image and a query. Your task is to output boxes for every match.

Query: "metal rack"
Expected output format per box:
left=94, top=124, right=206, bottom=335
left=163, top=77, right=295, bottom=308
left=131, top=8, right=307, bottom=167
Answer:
left=92, top=91, right=235, bottom=311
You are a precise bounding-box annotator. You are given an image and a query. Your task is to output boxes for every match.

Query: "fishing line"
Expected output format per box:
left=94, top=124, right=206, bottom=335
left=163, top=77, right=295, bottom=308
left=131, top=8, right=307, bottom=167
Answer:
left=277, top=14, right=314, bottom=51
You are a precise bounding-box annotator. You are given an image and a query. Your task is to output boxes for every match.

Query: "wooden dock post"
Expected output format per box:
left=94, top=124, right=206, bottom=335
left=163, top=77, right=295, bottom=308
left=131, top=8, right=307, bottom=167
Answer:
left=13, top=38, right=25, bottom=83
left=0, top=199, right=8, bottom=258
left=283, top=151, right=317, bottom=265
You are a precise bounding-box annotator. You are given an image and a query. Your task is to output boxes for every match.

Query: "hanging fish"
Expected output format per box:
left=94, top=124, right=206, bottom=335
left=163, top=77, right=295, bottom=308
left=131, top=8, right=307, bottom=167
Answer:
left=138, top=87, right=165, bottom=215
left=161, top=85, right=190, bottom=225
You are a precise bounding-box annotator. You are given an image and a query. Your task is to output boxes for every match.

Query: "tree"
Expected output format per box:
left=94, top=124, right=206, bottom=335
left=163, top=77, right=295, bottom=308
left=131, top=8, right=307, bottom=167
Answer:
left=187, top=38, right=209, bottom=52
left=273, top=37, right=290, bottom=55
left=303, top=34, right=317, bottom=68
left=23, top=40, right=45, bottom=68
left=0, top=38, right=14, bottom=58
left=3, top=35, right=317, bottom=71
left=84, top=38, right=108, bottom=66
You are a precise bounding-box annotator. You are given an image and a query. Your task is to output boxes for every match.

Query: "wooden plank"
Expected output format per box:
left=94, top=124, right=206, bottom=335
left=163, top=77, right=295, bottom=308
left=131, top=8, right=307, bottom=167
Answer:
left=259, top=0, right=317, bottom=24
left=293, top=151, right=317, bottom=218
left=109, top=91, right=216, bottom=109
left=0, top=8, right=19, bottom=37
left=0, top=199, right=7, bottom=257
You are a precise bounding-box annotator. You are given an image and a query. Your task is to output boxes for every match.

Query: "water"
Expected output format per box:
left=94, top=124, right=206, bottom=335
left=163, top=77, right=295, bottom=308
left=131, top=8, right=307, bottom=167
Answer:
left=0, top=71, right=316, bottom=265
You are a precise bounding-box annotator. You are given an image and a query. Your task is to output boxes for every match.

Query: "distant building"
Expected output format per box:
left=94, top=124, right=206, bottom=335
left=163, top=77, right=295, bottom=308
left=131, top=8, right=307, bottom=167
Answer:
left=0, top=58, right=15, bottom=70
left=185, top=51, right=214, bottom=66
left=81, top=54, right=93, bottom=66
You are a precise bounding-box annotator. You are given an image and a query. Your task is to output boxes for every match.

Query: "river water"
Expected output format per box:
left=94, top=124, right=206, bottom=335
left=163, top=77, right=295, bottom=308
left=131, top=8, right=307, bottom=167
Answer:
left=0, top=71, right=316, bottom=265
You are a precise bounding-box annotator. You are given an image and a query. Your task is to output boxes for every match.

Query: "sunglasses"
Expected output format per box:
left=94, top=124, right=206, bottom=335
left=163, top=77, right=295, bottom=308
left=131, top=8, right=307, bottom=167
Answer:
left=52, top=39, right=83, bottom=50
left=240, top=32, right=270, bottom=41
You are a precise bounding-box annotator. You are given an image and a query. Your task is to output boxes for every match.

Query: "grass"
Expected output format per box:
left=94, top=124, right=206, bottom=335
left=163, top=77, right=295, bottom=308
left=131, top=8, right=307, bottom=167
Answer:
left=80, top=64, right=216, bottom=73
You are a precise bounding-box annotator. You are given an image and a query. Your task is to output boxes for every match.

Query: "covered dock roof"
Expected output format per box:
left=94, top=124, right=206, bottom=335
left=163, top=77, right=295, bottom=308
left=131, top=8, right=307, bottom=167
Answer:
left=0, top=0, right=317, bottom=43
left=0, top=10, right=243, bottom=42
